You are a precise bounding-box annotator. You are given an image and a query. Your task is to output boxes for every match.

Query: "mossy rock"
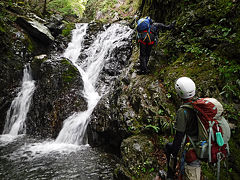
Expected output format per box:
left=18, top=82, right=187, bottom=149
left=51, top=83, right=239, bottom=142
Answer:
left=118, top=134, right=159, bottom=179
left=61, top=21, right=75, bottom=37
left=61, top=58, right=78, bottom=84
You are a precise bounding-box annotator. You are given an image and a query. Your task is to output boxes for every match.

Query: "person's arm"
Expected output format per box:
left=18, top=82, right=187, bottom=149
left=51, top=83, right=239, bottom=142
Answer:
left=172, top=131, right=185, bottom=156
left=154, top=23, right=170, bottom=31
left=154, top=21, right=176, bottom=32
left=165, top=107, right=187, bottom=178
left=172, top=107, right=187, bottom=156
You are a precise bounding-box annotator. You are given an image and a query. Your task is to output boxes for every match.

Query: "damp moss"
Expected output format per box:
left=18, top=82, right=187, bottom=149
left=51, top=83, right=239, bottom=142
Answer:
left=159, top=54, right=219, bottom=99
left=84, top=0, right=140, bottom=22
left=23, top=34, right=35, bottom=53
left=62, top=21, right=75, bottom=37
left=119, top=135, right=160, bottom=179
left=114, top=0, right=240, bottom=179
left=0, top=25, right=5, bottom=33
left=228, top=139, right=240, bottom=179
left=61, top=59, right=78, bottom=83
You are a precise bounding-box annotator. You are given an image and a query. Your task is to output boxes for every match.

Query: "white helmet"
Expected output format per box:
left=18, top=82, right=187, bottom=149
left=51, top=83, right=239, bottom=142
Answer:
left=175, top=77, right=196, bottom=99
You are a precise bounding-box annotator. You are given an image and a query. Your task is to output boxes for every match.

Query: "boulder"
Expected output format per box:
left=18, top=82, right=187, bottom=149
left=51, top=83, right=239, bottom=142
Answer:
left=16, top=16, right=54, bottom=44
left=27, top=56, right=88, bottom=138
left=45, top=14, right=65, bottom=37
left=114, top=135, right=159, bottom=179
left=88, top=70, right=175, bottom=154
left=0, top=15, right=36, bottom=133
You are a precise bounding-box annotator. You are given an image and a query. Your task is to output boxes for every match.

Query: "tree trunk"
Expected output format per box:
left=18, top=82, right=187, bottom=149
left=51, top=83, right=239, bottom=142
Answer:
left=43, top=0, right=47, bottom=16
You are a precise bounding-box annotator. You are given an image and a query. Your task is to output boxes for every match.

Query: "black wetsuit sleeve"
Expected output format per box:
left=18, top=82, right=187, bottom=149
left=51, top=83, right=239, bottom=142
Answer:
left=165, top=130, right=185, bottom=176
left=171, top=131, right=185, bottom=157
left=153, top=23, right=172, bottom=31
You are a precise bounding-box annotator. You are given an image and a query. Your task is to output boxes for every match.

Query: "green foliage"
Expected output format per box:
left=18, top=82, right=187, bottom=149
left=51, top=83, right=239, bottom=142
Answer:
left=183, top=44, right=204, bottom=58
left=48, top=0, right=87, bottom=17
left=201, top=160, right=231, bottom=180
left=119, top=0, right=139, bottom=13
left=100, top=0, right=117, bottom=13
left=62, top=21, right=75, bottom=37
left=61, top=59, right=78, bottom=84
left=133, top=160, right=156, bottom=179
left=24, top=34, right=34, bottom=52
left=144, top=109, right=174, bottom=135
left=219, top=60, right=240, bottom=101
left=205, top=24, right=233, bottom=43
left=210, top=0, right=234, bottom=19
left=0, top=25, right=5, bottom=33
left=84, top=0, right=139, bottom=22
left=228, top=139, right=240, bottom=178
left=223, top=103, right=240, bottom=122
left=158, top=109, right=164, bottom=116
left=145, top=124, right=159, bottom=133
left=83, top=0, right=97, bottom=20
left=0, top=15, right=6, bottom=33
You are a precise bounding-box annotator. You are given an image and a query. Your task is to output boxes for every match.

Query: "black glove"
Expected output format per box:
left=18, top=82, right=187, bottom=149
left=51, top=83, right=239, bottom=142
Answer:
left=169, top=20, right=176, bottom=29
left=165, top=143, right=177, bottom=179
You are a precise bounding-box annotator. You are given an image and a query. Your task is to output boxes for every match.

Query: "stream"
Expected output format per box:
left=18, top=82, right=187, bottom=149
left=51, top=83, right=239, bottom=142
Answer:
left=0, top=135, right=116, bottom=179
left=0, top=23, right=133, bottom=179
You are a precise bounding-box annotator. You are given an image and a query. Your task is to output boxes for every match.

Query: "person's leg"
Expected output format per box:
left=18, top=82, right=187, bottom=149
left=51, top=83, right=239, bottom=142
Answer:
left=139, top=43, right=148, bottom=73
left=145, top=44, right=153, bottom=71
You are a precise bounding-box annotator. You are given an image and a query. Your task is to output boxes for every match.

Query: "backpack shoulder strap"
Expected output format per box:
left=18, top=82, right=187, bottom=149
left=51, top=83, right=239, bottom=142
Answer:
left=181, top=104, right=193, bottom=109
left=182, top=103, right=208, bottom=141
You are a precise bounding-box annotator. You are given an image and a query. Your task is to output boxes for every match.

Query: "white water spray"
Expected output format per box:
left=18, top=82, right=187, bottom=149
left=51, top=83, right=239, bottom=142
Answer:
left=2, top=64, right=35, bottom=136
left=56, top=23, right=133, bottom=145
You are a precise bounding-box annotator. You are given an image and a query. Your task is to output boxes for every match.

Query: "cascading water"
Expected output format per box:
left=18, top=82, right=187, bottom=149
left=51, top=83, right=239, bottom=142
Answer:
left=0, top=23, right=132, bottom=180
left=56, top=23, right=133, bottom=145
left=2, top=64, right=35, bottom=136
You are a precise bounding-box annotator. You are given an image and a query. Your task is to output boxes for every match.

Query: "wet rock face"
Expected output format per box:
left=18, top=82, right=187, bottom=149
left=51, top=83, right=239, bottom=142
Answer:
left=16, top=16, right=54, bottom=45
left=80, top=22, right=134, bottom=97
left=88, top=67, right=175, bottom=154
left=0, top=6, right=85, bottom=136
left=0, top=19, right=34, bottom=133
left=27, top=56, right=87, bottom=138
left=114, top=135, right=159, bottom=179
left=140, top=0, right=180, bottom=22
left=45, top=14, right=64, bottom=37
left=77, top=22, right=134, bottom=153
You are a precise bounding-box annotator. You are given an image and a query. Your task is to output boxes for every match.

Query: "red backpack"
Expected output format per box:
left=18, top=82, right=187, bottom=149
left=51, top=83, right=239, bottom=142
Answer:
left=182, top=98, right=231, bottom=163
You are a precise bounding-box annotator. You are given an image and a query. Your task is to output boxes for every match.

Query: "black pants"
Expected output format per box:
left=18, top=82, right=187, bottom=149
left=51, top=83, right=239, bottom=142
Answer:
left=139, top=43, right=153, bottom=72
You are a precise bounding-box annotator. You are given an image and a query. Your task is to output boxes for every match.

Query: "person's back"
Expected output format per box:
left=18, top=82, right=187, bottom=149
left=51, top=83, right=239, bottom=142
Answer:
left=136, top=17, right=175, bottom=74
left=165, top=77, right=199, bottom=180
left=175, top=106, right=198, bottom=139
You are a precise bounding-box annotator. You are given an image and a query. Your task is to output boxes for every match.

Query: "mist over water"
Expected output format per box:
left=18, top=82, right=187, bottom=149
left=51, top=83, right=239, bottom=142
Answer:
left=2, top=64, right=35, bottom=136
left=0, top=23, right=133, bottom=179
left=56, top=23, right=133, bottom=145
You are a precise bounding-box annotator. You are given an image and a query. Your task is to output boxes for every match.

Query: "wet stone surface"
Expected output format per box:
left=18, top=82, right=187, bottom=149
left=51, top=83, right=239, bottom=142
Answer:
left=0, top=135, right=117, bottom=180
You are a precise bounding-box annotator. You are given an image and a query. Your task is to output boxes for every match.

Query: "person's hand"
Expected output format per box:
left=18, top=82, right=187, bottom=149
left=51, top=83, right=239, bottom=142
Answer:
left=154, top=174, right=161, bottom=180
left=155, top=170, right=167, bottom=180
left=169, top=20, right=176, bottom=29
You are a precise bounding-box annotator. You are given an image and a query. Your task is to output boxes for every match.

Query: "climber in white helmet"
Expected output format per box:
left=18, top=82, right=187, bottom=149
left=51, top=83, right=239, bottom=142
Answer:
left=156, top=77, right=230, bottom=180
left=164, top=77, right=199, bottom=180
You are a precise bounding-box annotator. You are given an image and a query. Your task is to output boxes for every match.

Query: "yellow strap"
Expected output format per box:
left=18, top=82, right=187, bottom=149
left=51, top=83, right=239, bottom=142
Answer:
left=143, top=33, right=148, bottom=42
left=147, top=33, right=151, bottom=42
left=142, top=32, right=152, bottom=43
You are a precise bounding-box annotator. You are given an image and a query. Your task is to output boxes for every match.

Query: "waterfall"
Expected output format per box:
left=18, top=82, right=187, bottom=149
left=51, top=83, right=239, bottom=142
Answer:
left=56, top=23, right=133, bottom=145
left=3, top=64, right=35, bottom=136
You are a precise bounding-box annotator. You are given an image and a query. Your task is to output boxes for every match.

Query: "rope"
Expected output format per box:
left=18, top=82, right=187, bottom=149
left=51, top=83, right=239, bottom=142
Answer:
left=208, top=121, right=215, bottom=162
left=217, top=152, right=222, bottom=180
